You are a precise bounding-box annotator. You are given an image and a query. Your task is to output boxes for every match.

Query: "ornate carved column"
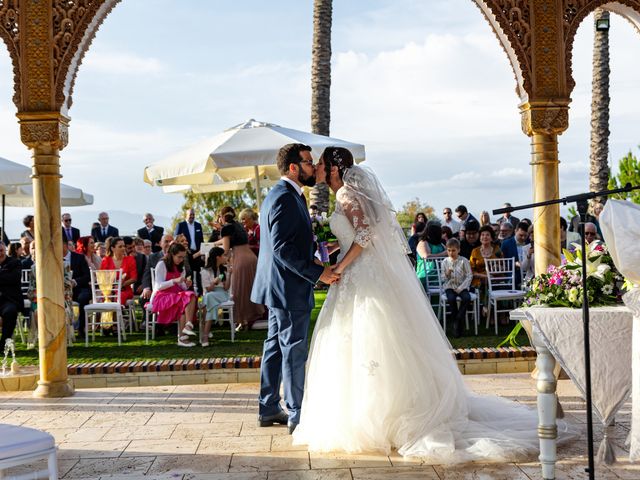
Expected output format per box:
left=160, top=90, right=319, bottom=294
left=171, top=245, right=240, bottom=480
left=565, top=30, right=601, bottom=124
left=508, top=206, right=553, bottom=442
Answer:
left=19, top=112, right=74, bottom=398
left=521, top=103, right=568, bottom=275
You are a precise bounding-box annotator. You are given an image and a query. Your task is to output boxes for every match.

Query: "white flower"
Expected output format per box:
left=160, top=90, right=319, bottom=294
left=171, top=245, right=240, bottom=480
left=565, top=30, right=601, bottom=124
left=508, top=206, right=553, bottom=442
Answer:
left=601, top=284, right=614, bottom=295
left=585, top=256, right=610, bottom=281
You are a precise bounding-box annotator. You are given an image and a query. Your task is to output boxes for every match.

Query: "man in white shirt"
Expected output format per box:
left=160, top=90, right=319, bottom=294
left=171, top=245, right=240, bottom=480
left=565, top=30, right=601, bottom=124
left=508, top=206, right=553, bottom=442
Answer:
left=442, top=207, right=461, bottom=235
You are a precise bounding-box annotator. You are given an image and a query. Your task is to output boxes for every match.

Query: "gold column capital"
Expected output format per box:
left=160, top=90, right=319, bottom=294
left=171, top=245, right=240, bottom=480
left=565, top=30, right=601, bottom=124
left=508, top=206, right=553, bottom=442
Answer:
left=520, top=101, right=570, bottom=137
left=17, top=112, right=70, bottom=150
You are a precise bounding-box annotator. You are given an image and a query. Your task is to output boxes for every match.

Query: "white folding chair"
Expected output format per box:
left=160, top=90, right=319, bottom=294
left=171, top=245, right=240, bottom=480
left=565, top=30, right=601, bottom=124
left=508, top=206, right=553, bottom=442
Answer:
left=422, top=257, right=445, bottom=320
left=485, top=258, right=526, bottom=334
left=197, top=274, right=236, bottom=343
left=15, top=269, right=31, bottom=344
left=144, top=267, right=158, bottom=344
left=84, top=269, right=127, bottom=346
left=435, top=261, right=480, bottom=335
left=0, top=424, right=58, bottom=479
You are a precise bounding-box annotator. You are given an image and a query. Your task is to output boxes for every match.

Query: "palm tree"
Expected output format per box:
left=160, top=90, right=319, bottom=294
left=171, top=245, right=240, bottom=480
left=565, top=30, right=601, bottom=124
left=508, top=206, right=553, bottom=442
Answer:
left=589, top=9, right=611, bottom=211
left=309, top=0, right=332, bottom=214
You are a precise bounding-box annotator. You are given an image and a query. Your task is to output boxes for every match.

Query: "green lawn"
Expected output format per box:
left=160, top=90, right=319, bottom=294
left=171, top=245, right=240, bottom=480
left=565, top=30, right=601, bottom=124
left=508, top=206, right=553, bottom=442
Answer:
left=12, top=291, right=528, bottom=366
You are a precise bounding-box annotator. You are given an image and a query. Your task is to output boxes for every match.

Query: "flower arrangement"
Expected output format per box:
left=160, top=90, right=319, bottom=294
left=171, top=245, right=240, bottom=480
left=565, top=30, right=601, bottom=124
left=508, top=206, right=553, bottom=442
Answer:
left=499, top=241, right=624, bottom=347
left=523, top=241, right=623, bottom=308
left=311, top=213, right=336, bottom=265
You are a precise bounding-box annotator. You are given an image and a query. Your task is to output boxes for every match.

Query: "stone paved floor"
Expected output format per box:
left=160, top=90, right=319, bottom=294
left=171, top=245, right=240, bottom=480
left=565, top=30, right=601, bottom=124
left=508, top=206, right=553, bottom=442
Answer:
left=0, top=373, right=636, bottom=479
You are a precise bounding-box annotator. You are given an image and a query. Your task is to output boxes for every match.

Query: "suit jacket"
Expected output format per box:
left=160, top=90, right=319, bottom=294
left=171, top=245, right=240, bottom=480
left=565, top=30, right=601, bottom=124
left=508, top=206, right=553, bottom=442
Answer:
left=174, top=221, right=204, bottom=252
left=0, top=256, right=23, bottom=307
left=500, top=236, right=524, bottom=287
left=69, top=251, right=91, bottom=294
left=137, top=226, right=164, bottom=253
left=91, top=225, right=119, bottom=243
left=63, top=226, right=81, bottom=243
left=132, top=252, right=147, bottom=292
left=142, top=251, right=164, bottom=291
left=251, top=180, right=324, bottom=311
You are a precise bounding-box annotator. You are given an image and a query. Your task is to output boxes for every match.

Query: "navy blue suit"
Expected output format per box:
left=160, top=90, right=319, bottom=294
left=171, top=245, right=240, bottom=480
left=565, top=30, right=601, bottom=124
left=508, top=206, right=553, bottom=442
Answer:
left=251, top=179, right=324, bottom=424
left=500, top=236, right=525, bottom=288
left=91, top=225, right=119, bottom=243
left=173, top=221, right=204, bottom=252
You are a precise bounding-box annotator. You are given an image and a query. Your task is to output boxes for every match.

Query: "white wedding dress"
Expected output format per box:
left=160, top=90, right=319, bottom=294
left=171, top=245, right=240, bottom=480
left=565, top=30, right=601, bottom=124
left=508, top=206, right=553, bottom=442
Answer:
left=292, top=166, right=575, bottom=463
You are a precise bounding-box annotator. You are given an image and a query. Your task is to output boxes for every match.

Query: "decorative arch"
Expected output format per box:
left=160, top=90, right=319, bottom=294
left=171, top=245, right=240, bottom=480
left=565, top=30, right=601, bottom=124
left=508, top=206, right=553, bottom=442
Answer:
left=473, top=0, right=532, bottom=102
left=0, top=0, right=21, bottom=107
left=564, top=0, right=640, bottom=94
left=54, top=0, right=120, bottom=114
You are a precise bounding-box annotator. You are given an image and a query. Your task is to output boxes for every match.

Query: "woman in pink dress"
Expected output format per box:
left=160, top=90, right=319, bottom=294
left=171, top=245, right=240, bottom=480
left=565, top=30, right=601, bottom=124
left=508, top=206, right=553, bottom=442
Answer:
left=150, top=242, right=198, bottom=347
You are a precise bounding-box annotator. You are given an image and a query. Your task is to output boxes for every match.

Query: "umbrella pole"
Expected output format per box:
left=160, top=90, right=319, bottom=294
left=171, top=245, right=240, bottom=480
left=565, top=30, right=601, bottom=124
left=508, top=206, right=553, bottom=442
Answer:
left=254, top=166, right=262, bottom=210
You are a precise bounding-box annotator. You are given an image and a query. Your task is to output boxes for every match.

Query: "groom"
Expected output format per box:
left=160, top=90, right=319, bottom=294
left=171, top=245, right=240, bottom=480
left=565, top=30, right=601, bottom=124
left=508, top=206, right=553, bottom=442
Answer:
left=252, top=143, right=340, bottom=434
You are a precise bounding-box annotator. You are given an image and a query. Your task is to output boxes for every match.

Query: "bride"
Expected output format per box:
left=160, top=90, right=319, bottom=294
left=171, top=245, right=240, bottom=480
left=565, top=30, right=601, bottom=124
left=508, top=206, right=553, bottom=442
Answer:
left=292, top=147, right=574, bottom=462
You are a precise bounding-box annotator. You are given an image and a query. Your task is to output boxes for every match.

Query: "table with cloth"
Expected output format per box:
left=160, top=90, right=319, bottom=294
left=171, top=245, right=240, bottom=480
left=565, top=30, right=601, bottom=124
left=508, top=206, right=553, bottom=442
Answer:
left=511, top=306, right=633, bottom=479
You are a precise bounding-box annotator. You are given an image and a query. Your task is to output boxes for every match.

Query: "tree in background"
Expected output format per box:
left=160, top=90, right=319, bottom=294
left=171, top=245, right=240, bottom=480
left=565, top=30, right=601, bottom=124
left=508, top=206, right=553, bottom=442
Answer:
left=172, top=183, right=267, bottom=233
left=395, top=198, right=436, bottom=230
left=589, top=9, right=611, bottom=210
left=608, top=148, right=640, bottom=205
left=308, top=0, right=332, bottom=214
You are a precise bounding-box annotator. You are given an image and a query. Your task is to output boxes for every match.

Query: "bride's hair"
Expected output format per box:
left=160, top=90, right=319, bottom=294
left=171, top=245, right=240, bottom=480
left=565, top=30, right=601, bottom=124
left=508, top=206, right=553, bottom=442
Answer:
left=321, top=147, right=354, bottom=180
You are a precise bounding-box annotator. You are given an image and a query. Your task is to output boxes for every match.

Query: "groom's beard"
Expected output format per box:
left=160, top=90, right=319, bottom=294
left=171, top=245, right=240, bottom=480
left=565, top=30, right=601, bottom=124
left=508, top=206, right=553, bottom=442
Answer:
left=298, top=170, right=316, bottom=187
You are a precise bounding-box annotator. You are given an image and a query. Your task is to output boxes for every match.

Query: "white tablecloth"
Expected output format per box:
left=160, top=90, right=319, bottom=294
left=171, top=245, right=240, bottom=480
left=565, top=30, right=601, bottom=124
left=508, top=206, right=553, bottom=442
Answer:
left=521, top=306, right=633, bottom=462
left=624, top=289, right=640, bottom=461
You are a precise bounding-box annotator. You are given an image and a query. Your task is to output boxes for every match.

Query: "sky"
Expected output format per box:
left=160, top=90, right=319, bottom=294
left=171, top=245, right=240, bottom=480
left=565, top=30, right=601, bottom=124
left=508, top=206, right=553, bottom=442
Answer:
left=1, top=0, right=640, bottom=236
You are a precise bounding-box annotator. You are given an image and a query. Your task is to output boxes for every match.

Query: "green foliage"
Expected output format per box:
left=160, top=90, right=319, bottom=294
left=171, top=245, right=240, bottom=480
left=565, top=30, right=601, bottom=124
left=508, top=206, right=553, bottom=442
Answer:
left=172, top=183, right=270, bottom=233
left=608, top=148, right=640, bottom=204
left=395, top=198, right=436, bottom=229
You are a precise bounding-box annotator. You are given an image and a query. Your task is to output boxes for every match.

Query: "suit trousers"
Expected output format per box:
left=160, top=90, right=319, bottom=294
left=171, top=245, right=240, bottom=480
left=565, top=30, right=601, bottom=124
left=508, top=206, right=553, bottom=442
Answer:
left=73, top=288, right=92, bottom=336
left=0, top=302, right=18, bottom=351
left=259, top=307, right=311, bottom=425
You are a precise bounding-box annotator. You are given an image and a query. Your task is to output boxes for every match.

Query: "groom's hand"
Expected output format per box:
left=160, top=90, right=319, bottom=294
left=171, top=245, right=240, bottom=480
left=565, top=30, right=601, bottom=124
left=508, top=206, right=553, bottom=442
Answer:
left=319, top=266, right=340, bottom=285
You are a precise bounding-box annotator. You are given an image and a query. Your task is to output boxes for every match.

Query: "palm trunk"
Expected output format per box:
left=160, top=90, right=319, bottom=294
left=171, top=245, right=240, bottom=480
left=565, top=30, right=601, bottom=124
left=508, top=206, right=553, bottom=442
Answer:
left=309, top=0, right=332, bottom=214
left=589, top=9, right=611, bottom=210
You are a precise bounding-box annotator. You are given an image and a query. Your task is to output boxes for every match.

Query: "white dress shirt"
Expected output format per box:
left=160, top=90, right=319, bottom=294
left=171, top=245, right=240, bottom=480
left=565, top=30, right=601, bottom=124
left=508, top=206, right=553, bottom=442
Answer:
left=186, top=222, right=196, bottom=251
left=281, top=176, right=303, bottom=196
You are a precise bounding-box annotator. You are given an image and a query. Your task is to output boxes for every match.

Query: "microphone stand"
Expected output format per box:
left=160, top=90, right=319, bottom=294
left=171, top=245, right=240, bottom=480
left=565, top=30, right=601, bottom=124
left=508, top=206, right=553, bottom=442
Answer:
left=493, top=183, right=640, bottom=480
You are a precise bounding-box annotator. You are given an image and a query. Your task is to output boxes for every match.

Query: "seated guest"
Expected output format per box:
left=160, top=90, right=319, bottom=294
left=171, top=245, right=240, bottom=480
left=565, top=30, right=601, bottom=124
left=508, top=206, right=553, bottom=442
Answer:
left=76, top=236, right=102, bottom=270
left=500, top=221, right=530, bottom=288
left=584, top=222, right=600, bottom=245
left=497, top=203, right=520, bottom=229
left=124, top=236, right=147, bottom=296
left=470, top=225, right=503, bottom=315
left=479, top=210, right=491, bottom=227
left=490, top=223, right=500, bottom=237
left=150, top=242, right=198, bottom=347
left=411, top=212, right=428, bottom=236
left=442, top=207, right=461, bottom=236
left=498, top=221, right=514, bottom=242
left=137, top=213, right=164, bottom=253
left=0, top=242, right=22, bottom=351
left=416, top=221, right=447, bottom=290
left=441, top=225, right=454, bottom=243
left=407, top=221, right=426, bottom=258
left=143, top=239, right=152, bottom=257
left=21, top=215, right=35, bottom=242
left=455, top=205, right=478, bottom=229
left=441, top=238, right=473, bottom=338
left=459, top=220, right=481, bottom=259
left=217, top=206, right=264, bottom=331
left=239, top=208, right=261, bottom=257
left=521, top=225, right=535, bottom=283
left=200, top=247, right=231, bottom=346
left=560, top=217, right=581, bottom=251
left=175, top=234, right=195, bottom=280
left=95, top=241, right=106, bottom=258
left=19, top=236, right=31, bottom=259
left=141, top=234, right=174, bottom=301
left=520, top=218, right=532, bottom=229
left=100, top=237, right=137, bottom=306
left=21, top=241, right=35, bottom=269
left=8, top=243, right=23, bottom=259
left=62, top=237, right=91, bottom=340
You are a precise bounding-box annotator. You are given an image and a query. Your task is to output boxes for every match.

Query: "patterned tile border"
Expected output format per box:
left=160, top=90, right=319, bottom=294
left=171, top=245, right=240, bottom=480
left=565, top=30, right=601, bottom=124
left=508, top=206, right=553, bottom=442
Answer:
left=65, top=347, right=536, bottom=376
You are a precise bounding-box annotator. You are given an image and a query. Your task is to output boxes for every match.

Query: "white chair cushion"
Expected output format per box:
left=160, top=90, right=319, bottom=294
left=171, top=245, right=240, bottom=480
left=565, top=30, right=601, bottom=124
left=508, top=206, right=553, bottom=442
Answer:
left=85, top=303, right=123, bottom=312
left=23, top=300, right=31, bottom=309
left=0, top=424, right=55, bottom=460
left=489, top=290, right=525, bottom=300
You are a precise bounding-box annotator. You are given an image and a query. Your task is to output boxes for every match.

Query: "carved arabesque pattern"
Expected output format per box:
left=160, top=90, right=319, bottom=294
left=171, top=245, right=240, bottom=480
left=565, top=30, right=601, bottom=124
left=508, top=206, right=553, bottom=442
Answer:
left=52, top=0, right=120, bottom=110
left=476, top=0, right=532, bottom=98
left=563, top=0, right=640, bottom=93
left=0, top=0, right=21, bottom=107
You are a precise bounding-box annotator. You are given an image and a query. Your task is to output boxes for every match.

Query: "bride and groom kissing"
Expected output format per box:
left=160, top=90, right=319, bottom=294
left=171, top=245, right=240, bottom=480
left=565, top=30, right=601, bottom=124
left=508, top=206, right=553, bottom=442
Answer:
left=251, top=143, right=575, bottom=460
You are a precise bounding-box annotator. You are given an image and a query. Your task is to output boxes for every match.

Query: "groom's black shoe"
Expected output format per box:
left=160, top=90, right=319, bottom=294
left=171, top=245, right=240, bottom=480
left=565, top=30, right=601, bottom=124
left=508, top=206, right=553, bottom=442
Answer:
left=287, top=422, right=298, bottom=435
left=258, top=410, right=289, bottom=427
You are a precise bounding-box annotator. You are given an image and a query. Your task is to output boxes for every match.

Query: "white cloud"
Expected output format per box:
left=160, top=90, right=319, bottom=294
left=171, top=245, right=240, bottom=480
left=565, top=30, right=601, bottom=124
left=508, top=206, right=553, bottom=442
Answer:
left=81, top=50, right=165, bottom=75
